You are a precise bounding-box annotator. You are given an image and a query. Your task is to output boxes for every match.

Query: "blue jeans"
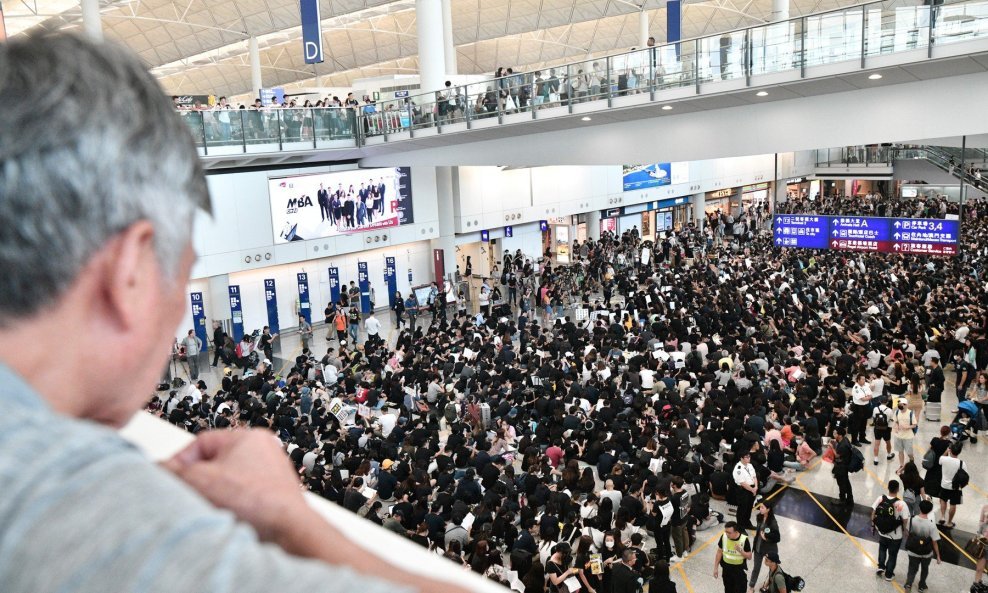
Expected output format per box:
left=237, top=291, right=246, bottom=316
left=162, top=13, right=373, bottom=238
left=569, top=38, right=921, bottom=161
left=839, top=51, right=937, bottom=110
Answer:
left=878, top=537, right=902, bottom=577
left=348, top=323, right=359, bottom=344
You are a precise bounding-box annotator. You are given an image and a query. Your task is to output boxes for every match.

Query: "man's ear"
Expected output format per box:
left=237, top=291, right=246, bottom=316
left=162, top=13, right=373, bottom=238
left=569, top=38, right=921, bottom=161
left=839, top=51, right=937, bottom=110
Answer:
left=100, top=221, right=158, bottom=331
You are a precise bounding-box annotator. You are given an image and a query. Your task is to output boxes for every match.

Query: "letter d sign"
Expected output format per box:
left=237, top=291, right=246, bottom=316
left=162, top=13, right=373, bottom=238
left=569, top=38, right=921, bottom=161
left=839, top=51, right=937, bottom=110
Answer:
left=300, top=0, right=323, bottom=64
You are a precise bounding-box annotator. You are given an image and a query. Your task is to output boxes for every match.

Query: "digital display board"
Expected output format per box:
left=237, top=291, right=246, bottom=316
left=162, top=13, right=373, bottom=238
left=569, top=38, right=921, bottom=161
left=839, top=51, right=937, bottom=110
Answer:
left=269, top=167, right=413, bottom=244
left=773, top=215, right=959, bottom=256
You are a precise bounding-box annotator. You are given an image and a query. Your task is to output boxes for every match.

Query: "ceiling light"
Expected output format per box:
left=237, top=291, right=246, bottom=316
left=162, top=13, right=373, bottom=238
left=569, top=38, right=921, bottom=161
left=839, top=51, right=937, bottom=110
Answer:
left=756, top=91, right=768, bottom=97
left=869, top=73, right=883, bottom=80
left=581, top=116, right=592, bottom=121
left=661, top=105, right=673, bottom=111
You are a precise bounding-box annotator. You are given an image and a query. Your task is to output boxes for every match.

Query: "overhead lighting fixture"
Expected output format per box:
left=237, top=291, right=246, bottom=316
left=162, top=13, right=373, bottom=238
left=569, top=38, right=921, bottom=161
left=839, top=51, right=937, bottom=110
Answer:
left=661, top=105, right=673, bottom=111
left=869, top=73, right=883, bottom=80
left=581, top=116, right=592, bottom=121
left=756, top=91, right=769, bottom=97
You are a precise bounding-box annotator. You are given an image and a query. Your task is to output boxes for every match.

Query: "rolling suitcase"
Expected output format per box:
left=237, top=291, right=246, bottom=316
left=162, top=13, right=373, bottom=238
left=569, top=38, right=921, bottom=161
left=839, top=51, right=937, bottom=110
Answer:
left=925, top=401, right=941, bottom=422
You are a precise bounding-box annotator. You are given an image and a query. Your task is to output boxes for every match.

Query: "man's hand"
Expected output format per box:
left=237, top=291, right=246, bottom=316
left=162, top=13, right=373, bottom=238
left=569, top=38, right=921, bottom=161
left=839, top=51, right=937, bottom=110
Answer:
left=164, top=428, right=307, bottom=542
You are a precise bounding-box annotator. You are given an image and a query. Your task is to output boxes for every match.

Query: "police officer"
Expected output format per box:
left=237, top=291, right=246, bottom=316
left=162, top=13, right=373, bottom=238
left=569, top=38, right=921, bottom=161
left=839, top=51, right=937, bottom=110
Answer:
left=714, top=521, right=752, bottom=593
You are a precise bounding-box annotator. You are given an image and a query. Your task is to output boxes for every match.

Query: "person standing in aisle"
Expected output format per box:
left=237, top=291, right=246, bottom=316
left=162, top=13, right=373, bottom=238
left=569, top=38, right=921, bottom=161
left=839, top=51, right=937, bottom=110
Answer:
left=392, top=292, right=405, bottom=330
left=937, top=442, right=965, bottom=528
left=872, top=398, right=895, bottom=466
left=903, top=500, right=942, bottom=592
left=851, top=374, right=873, bottom=445
left=713, top=521, right=752, bottom=593
left=891, top=397, right=917, bottom=472
left=182, top=329, right=202, bottom=380
left=733, top=452, right=758, bottom=531
left=258, top=326, right=277, bottom=362
left=405, top=293, right=419, bottom=329
left=334, top=309, right=347, bottom=344
left=364, top=312, right=381, bottom=348
left=831, top=427, right=854, bottom=506
left=297, top=314, right=312, bottom=353
left=211, top=321, right=225, bottom=368
left=347, top=306, right=361, bottom=345
left=871, top=479, right=910, bottom=582
left=324, top=300, right=337, bottom=342
left=747, top=505, right=780, bottom=593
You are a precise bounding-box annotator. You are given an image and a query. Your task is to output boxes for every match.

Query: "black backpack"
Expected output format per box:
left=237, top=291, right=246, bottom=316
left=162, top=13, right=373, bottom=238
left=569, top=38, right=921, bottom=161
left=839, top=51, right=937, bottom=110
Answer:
left=873, top=495, right=899, bottom=535
left=848, top=446, right=865, bottom=473
left=953, top=461, right=970, bottom=490
left=873, top=407, right=890, bottom=430
left=905, top=517, right=934, bottom=555
left=779, top=569, right=806, bottom=592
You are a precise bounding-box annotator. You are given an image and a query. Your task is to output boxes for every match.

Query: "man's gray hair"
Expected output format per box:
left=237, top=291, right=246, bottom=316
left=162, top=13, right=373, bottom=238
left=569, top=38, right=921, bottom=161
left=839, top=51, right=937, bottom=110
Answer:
left=0, top=34, right=209, bottom=322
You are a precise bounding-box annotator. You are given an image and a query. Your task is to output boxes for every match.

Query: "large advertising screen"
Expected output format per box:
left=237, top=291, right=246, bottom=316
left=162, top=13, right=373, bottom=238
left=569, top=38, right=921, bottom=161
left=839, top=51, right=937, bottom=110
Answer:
left=269, top=167, right=413, bottom=244
left=622, top=162, right=689, bottom=192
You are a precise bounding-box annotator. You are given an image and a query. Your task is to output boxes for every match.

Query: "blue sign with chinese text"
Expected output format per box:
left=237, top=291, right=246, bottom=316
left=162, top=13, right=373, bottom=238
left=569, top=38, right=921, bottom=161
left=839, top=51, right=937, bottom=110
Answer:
left=228, top=285, right=244, bottom=341
left=328, top=266, right=341, bottom=305
left=264, top=279, right=280, bottom=335
left=358, top=262, right=371, bottom=314
left=297, top=272, right=311, bottom=324
left=772, top=215, right=830, bottom=249
left=385, top=256, right=397, bottom=309
left=190, top=292, right=207, bottom=347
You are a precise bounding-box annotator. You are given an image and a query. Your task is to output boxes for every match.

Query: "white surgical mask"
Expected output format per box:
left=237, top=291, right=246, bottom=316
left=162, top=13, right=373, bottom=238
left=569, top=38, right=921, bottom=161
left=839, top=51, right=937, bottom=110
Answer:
left=606, top=541, right=615, bottom=549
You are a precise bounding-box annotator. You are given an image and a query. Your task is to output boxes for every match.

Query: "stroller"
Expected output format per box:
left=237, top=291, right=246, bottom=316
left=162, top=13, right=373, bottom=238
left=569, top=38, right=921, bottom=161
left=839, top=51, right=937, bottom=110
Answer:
left=950, top=400, right=983, bottom=444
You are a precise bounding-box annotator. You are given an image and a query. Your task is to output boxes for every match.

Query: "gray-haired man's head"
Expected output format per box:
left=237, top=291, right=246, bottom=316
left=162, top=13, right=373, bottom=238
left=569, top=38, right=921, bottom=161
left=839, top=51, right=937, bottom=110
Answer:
left=0, top=34, right=209, bottom=321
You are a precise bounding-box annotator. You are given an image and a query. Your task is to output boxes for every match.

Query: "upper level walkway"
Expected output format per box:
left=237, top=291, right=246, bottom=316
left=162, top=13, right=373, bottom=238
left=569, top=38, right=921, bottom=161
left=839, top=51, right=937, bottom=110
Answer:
left=181, top=0, right=988, bottom=169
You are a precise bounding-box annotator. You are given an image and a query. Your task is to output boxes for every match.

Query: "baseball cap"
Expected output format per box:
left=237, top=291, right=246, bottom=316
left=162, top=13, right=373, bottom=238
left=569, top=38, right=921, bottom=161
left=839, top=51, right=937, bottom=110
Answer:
left=765, top=552, right=781, bottom=564
left=382, top=459, right=394, bottom=470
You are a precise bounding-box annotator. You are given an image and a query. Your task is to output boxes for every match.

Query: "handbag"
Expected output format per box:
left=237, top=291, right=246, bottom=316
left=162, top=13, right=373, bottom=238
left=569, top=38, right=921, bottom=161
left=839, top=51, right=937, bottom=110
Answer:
left=504, top=95, right=517, bottom=111
left=964, top=536, right=987, bottom=560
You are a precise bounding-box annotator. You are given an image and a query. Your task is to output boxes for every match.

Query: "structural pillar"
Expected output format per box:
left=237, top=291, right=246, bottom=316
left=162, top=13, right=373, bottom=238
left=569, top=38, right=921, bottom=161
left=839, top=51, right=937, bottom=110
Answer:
left=441, top=0, right=457, bottom=76
left=430, top=167, right=458, bottom=287
left=249, top=37, right=263, bottom=100
left=770, top=0, right=789, bottom=22
left=208, top=274, right=233, bottom=324
left=693, top=193, right=706, bottom=230
left=81, top=0, right=103, bottom=42
left=586, top=210, right=602, bottom=241
left=639, top=9, right=650, bottom=47
left=416, top=0, right=447, bottom=94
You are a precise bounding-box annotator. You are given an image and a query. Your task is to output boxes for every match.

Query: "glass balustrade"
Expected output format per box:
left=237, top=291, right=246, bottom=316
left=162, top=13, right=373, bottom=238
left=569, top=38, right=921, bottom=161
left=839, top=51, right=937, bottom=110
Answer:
left=180, top=0, right=988, bottom=154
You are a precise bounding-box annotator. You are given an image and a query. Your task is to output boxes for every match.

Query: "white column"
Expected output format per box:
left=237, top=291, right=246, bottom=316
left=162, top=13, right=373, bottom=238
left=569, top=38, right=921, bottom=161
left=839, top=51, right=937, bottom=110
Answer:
left=586, top=210, right=602, bottom=241
left=430, top=167, right=458, bottom=286
left=693, top=193, right=706, bottom=230
left=441, top=0, right=457, bottom=76
left=249, top=37, right=263, bottom=99
left=81, top=0, right=103, bottom=42
left=770, top=0, right=789, bottom=22
left=416, top=0, right=447, bottom=94
left=639, top=9, right=650, bottom=47
left=208, top=274, right=232, bottom=322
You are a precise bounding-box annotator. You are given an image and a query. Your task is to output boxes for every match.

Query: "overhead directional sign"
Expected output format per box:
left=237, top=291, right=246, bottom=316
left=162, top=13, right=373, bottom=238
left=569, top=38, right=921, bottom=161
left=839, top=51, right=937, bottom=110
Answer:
left=772, top=215, right=830, bottom=249
left=773, top=215, right=959, bottom=256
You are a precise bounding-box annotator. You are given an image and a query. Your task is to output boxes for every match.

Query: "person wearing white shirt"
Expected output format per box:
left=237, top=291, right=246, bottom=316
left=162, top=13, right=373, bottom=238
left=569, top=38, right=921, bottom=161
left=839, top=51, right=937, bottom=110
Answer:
left=938, top=444, right=965, bottom=527
left=377, top=413, right=397, bottom=438
left=871, top=401, right=894, bottom=466
left=363, top=313, right=381, bottom=346
left=732, top=452, right=758, bottom=530
left=850, top=374, right=873, bottom=445
left=640, top=368, right=656, bottom=391
left=871, top=480, right=910, bottom=581
left=599, top=479, right=622, bottom=509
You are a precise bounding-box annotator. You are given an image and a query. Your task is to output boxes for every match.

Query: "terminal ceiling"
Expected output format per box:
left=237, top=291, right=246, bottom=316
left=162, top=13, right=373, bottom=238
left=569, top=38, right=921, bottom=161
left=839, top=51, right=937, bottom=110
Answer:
left=9, top=0, right=857, bottom=97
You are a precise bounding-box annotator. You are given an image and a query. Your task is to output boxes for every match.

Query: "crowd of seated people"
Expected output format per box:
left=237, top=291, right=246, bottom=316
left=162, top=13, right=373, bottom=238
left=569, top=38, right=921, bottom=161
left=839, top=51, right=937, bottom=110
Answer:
left=152, top=194, right=988, bottom=592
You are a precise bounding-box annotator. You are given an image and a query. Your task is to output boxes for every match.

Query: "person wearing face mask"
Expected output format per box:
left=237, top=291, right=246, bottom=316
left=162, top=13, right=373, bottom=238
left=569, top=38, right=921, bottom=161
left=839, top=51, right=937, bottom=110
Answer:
left=891, top=397, right=917, bottom=473
left=600, top=531, right=625, bottom=593
left=546, top=542, right=580, bottom=593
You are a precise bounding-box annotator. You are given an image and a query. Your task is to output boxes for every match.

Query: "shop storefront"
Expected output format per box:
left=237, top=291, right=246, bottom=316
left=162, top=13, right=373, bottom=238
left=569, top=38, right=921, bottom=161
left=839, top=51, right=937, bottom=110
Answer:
left=704, top=187, right=741, bottom=216
left=542, top=216, right=573, bottom=263
left=599, top=208, right=621, bottom=236
left=741, top=182, right=770, bottom=211
left=608, top=196, right=693, bottom=239
left=575, top=214, right=589, bottom=243
left=784, top=177, right=810, bottom=200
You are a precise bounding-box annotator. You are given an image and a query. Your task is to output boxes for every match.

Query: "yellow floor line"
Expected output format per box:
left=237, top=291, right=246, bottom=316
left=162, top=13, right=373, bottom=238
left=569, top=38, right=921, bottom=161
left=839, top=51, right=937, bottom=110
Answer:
left=792, top=474, right=906, bottom=593
left=676, top=563, right=695, bottom=593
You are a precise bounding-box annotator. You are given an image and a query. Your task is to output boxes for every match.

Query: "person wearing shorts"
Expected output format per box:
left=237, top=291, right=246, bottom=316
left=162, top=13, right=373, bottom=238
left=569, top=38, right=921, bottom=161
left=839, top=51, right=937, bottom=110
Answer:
left=891, top=398, right=917, bottom=473
left=938, top=443, right=964, bottom=527
left=872, top=401, right=894, bottom=466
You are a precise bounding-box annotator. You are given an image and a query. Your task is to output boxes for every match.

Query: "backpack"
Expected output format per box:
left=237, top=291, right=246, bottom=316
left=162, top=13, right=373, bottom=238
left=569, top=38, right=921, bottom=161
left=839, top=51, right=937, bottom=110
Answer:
left=873, top=407, right=890, bottom=430
left=779, top=569, right=806, bottom=592
left=904, top=517, right=933, bottom=555
left=443, top=400, right=459, bottom=424
left=952, top=461, right=970, bottom=490
left=873, top=496, right=899, bottom=535
left=848, top=446, right=865, bottom=473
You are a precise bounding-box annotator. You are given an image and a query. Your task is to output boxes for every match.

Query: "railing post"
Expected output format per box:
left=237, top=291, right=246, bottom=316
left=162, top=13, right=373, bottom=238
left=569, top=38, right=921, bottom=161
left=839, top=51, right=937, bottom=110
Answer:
left=382, top=107, right=389, bottom=142
left=860, top=5, right=867, bottom=69
left=239, top=110, right=247, bottom=153
left=566, top=64, right=574, bottom=114
left=435, top=91, right=443, bottom=133
left=606, top=56, right=613, bottom=108
left=311, top=108, right=317, bottom=149
left=800, top=16, right=807, bottom=78
left=695, top=39, right=701, bottom=94
left=276, top=109, right=283, bottom=151
left=744, top=28, right=752, bottom=86
left=927, top=2, right=935, bottom=58
left=465, top=86, right=475, bottom=128
left=407, top=103, right=415, bottom=139
left=199, top=112, right=208, bottom=156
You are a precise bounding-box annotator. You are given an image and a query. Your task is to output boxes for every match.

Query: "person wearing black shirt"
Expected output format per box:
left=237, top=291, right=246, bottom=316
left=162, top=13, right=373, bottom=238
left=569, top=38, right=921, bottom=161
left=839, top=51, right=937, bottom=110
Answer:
left=831, top=427, right=854, bottom=506
left=610, top=549, right=644, bottom=593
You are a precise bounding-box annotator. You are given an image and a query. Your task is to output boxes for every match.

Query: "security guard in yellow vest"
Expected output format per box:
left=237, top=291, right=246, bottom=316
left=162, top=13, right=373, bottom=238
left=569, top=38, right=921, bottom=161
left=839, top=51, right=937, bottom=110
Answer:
left=713, top=521, right=753, bottom=593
